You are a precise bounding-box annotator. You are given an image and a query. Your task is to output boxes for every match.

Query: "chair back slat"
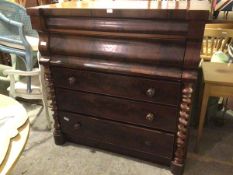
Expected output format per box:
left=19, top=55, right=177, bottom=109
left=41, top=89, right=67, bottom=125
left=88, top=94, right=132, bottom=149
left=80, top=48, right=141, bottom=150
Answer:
left=210, top=37, right=214, bottom=55
left=201, top=28, right=233, bottom=61
left=206, top=36, right=209, bottom=56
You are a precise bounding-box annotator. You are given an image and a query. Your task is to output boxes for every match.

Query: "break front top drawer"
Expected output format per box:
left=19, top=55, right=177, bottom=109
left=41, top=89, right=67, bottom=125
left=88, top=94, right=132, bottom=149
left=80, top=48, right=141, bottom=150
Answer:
left=52, top=67, right=181, bottom=106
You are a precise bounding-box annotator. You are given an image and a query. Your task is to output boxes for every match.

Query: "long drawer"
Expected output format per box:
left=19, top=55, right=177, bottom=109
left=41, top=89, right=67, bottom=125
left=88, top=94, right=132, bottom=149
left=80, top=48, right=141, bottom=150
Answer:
left=50, top=35, right=186, bottom=67
left=47, top=17, right=188, bottom=35
left=52, top=67, right=181, bottom=106
left=56, top=88, right=178, bottom=132
left=59, top=111, right=175, bottom=160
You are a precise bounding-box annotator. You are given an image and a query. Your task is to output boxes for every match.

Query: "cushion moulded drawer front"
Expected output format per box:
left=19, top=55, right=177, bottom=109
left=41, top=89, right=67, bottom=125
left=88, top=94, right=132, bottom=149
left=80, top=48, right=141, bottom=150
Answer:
left=50, top=35, right=185, bottom=67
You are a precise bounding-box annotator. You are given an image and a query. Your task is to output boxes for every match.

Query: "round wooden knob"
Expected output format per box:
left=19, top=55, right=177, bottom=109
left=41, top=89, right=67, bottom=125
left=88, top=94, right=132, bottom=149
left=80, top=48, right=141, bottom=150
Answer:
left=146, top=88, right=155, bottom=97
left=146, top=113, right=155, bottom=121
left=68, top=76, right=76, bottom=85
left=74, top=123, right=81, bottom=130
left=144, top=140, right=152, bottom=147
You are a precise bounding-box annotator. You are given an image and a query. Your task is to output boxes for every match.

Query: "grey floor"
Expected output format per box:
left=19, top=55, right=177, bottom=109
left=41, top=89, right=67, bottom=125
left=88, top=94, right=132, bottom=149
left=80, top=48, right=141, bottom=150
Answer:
left=10, top=102, right=233, bottom=175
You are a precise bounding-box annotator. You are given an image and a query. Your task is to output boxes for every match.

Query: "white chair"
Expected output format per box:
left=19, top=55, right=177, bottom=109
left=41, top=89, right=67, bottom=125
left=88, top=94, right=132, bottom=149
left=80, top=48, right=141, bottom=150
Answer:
left=0, top=1, right=51, bottom=129
left=0, top=1, right=39, bottom=92
left=3, top=63, right=52, bottom=130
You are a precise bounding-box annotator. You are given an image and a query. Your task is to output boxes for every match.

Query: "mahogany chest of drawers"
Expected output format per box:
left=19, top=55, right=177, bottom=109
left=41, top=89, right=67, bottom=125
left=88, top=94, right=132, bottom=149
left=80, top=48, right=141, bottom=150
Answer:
left=28, top=1, right=209, bottom=174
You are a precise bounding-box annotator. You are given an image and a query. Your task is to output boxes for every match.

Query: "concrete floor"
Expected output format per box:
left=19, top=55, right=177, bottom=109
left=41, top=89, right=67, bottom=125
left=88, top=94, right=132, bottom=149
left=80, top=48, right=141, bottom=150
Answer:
left=11, top=102, right=233, bottom=175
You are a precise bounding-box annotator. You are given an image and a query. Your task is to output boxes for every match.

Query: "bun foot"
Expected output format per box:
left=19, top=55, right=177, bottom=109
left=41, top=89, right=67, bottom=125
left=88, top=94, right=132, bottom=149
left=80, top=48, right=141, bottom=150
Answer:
left=53, top=130, right=66, bottom=145
left=171, top=161, right=184, bottom=175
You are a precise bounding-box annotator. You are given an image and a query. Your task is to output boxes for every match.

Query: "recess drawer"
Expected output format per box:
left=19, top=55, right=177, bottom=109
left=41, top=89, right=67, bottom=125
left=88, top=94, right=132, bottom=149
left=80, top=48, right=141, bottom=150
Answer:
left=52, top=67, right=180, bottom=106
left=59, top=111, right=175, bottom=160
left=56, top=88, right=178, bottom=132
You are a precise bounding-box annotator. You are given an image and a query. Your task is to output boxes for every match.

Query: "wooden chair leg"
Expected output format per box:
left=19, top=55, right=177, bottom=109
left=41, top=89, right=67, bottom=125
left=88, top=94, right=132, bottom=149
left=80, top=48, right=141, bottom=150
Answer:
left=195, top=84, right=209, bottom=152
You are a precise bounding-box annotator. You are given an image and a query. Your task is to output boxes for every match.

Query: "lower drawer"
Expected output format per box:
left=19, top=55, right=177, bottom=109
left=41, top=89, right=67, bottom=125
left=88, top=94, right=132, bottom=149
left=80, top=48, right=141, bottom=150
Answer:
left=56, top=88, right=178, bottom=132
left=59, top=111, right=175, bottom=160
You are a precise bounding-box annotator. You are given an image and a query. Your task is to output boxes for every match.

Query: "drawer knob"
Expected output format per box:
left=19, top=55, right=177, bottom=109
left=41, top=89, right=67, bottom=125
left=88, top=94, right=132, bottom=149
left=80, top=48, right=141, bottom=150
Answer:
left=68, top=76, right=76, bottom=85
left=144, top=140, right=152, bottom=147
left=74, top=123, right=81, bottom=130
left=146, top=88, right=155, bottom=97
left=146, top=113, right=155, bottom=121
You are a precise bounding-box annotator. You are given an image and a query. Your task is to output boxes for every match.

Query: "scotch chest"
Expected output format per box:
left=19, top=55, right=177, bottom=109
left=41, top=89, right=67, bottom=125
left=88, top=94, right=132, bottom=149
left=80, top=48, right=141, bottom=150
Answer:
left=28, top=1, right=209, bottom=174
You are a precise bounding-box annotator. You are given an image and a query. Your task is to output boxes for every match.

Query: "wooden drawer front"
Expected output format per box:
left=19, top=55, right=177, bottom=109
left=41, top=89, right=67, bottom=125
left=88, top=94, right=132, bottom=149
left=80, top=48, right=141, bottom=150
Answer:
left=52, top=67, right=180, bottom=106
left=50, top=35, right=185, bottom=67
left=59, top=112, right=175, bottom=159
left=56, top=89, right=178, bottom=132
left=47, top=17, right=188, bottom=35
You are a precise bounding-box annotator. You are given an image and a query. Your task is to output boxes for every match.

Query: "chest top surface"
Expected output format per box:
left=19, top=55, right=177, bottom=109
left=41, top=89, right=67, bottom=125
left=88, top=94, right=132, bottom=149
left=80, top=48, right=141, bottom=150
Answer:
left=34, top=0, right=210, bottom=10
left=28, top=0, right=210, bottom=19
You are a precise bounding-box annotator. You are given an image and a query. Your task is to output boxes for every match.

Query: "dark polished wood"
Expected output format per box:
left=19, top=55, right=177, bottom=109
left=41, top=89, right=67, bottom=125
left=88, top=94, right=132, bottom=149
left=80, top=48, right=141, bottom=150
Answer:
left=50, top=56, right=183, bottom=80
left=47, top=17, right=189, bottom=34
left=52, top=67, right=181, bottom=106
left=59, top=112, right=175, bottom=159
left=49, top=34, right=186, bottom=67
left=56, top=88, right=178, bottom=132
left=27, top=1, right=209, bottom=174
